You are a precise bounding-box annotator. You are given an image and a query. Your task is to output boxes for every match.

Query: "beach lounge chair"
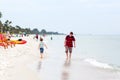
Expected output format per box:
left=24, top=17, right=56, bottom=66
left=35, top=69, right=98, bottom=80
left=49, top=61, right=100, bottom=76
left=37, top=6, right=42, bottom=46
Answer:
left=0, top=34, right=8, bottom=49
left=0, top=34, right=15, bottom=49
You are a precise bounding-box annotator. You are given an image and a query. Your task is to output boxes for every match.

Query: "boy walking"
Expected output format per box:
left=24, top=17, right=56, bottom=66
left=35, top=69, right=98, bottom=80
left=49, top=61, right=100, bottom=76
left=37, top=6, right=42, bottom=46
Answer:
left=38, top=37, right=47, bottom=58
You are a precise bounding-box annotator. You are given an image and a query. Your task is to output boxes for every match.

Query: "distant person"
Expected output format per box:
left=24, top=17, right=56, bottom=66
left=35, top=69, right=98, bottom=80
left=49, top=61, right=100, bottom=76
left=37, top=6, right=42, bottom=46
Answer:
left=38, top=37, right=48, bottom=58
left=33, top=34, right=38, bottom=40
left=64, top=32, right=76, bottom=59
left=51, top=36, right=53, bottom=40
left=36, top=34, right=38, bottom=40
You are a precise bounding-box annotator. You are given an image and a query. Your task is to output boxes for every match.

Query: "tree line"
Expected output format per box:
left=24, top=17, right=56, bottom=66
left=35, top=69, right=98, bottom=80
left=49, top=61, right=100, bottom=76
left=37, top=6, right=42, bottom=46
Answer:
left=0, top=12, right=63, bottom=35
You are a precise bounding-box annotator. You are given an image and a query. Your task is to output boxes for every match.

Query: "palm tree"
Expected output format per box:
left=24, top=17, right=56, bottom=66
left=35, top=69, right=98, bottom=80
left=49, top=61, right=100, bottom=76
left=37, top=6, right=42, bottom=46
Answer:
left=8, top=21, right=12, bottom=31
left=15, top=25, right=22, bottom=33
left=0, top=12, right=2, bottom=18
left=0, top=21, right=3, bottom=33
left=3, top=20, right=12, bottom=33
left=24, top=28, right=31, bottom=34
left=41, top=29, right=46, bottom=34
left=0, top=12, right=3, bottom=33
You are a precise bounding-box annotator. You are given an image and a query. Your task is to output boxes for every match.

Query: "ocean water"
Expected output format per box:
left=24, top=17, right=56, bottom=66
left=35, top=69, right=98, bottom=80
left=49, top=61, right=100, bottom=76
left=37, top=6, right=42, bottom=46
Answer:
left=28, top=35, right=120, bottom=80
left=46, top=35, right=120, bottom=69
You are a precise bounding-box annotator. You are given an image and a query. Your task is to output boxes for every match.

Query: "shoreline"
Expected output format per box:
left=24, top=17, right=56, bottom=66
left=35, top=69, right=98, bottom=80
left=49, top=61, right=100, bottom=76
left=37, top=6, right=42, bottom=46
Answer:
left=0, top=35, right=120, bottom=80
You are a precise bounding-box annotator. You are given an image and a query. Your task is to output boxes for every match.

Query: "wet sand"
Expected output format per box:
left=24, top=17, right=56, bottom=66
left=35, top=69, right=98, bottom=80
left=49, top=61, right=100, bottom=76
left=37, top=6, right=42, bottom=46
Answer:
left=29, top=56, right=120, bottom=80
left=0, top=35, right=120, bottom=80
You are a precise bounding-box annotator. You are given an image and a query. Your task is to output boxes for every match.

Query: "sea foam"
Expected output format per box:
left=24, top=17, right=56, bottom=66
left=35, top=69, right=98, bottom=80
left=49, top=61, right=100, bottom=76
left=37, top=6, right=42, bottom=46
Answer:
left=84, top=58, right=114, bottom=69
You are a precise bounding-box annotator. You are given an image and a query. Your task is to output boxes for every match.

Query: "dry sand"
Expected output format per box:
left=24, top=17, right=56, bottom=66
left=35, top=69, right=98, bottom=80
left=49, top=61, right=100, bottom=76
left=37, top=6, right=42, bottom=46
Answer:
left=0, top=35, right=40, bottom=80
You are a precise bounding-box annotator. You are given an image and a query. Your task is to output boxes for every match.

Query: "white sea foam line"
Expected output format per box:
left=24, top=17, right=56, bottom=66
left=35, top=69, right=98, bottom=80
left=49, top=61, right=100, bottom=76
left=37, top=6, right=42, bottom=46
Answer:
left=84, top=58, right=114, bottom=69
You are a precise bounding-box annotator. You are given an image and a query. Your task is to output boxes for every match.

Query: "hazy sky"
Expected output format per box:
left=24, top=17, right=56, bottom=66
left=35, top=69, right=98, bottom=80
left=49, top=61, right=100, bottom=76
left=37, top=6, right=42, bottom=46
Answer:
left=0, top=0, right=120, bottom=34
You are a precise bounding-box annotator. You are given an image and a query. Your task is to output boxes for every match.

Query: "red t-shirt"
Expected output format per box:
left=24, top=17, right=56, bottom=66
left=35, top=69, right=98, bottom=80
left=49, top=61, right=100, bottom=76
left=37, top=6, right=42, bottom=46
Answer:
left=65, top=35, right=75, bottom=47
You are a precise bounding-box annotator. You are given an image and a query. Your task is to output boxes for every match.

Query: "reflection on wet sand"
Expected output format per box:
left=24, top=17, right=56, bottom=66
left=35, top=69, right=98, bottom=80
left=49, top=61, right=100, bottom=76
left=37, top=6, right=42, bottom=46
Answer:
left=64, top=59, right=71, bottom=67
left=37, top=59, right=43, bottom=72
left=61, top=59, right=71, bottom=80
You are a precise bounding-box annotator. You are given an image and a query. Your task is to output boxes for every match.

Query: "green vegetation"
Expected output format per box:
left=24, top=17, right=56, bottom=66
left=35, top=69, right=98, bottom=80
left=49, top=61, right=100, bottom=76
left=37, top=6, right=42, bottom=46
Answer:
left=0, top=12, right=63, bottom=35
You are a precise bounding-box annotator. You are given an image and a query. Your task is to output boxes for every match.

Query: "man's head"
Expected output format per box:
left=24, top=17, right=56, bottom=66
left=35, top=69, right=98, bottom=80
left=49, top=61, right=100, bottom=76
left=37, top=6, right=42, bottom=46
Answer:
left=69, top=32, right=73, bottom=36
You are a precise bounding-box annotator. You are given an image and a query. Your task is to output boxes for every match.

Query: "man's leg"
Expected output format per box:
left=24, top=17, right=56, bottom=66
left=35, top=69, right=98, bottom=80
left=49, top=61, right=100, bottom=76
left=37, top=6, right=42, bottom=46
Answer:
left=65, top=46, right=68, bottom=58
left=69, top=47, right=72, bottom=59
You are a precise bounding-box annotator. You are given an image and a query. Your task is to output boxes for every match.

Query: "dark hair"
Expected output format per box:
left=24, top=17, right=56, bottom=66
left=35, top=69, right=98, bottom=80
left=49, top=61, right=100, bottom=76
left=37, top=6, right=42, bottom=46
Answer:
left=70, top=32, right=73, bottom=35
left=40, top=37, right=43, bottom=41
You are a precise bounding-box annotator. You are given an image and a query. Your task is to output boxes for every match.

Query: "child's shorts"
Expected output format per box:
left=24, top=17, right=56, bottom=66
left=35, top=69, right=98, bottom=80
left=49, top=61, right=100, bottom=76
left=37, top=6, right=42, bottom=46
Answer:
left=40, top=48, right=44, bottom=53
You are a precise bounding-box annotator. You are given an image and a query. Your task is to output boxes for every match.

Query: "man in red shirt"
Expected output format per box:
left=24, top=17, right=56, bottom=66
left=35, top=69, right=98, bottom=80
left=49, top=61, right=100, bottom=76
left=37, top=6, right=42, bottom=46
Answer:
left=64, top=32, right=76, bottom=59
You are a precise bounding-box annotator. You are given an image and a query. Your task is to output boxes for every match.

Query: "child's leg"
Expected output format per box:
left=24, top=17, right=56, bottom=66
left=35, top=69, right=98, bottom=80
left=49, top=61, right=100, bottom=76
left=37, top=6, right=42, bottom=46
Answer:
left=40, top=48, right=44, bottom=58
left=40, top=53, right=43, bottom=58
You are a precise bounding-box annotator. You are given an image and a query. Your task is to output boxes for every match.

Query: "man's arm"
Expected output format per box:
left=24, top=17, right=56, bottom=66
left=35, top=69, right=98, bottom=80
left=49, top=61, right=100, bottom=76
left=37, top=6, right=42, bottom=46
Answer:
left=64, top=36, right=67, bottom=46
left=64, top=40, right=66, bottom=46
left=73, top=41, right=76, bottom=48
left=73, top=36, right=76, bottom=48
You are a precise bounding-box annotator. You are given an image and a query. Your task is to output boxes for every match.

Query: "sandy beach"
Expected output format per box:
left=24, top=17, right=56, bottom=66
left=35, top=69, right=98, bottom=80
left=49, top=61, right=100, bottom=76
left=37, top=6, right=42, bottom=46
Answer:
left=0, top=35, right=40, bottom=80
left=0, top=35, right=120, bottom=80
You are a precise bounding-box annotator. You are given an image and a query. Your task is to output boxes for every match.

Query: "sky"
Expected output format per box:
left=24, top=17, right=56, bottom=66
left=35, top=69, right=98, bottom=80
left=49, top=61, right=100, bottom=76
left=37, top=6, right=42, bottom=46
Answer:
left=0, top=0, right=120, bottom=34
